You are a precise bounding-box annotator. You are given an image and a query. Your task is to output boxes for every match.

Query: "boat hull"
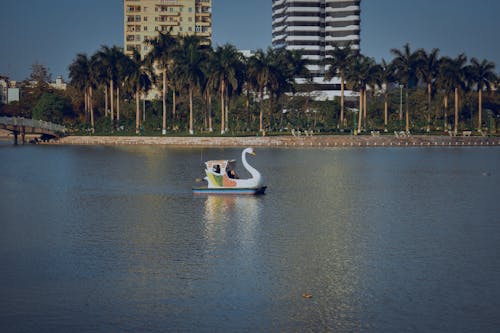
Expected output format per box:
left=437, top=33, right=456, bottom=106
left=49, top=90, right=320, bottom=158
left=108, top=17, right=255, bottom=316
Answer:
left=192, top=186, right=267, bottom=195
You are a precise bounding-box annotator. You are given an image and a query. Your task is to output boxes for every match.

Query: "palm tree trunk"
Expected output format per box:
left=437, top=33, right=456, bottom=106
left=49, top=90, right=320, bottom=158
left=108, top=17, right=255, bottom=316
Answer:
left=116, top=86, right=120, bottom=124
left=357, top=89, right=363, bottom=134
left=142, top=95, right=146, bottom=122
left=405, top=87, right=410, bottom=133
left=172, top=89, right=176, bottom=119
left=259, top=90, right=264, bottom=133
left=189, top=86, right=194, bottom=135
left=162, top=70, right=167, bottom=135
left=90, top=87, right=94, bottom=134
left=478, top=89, right=482, bottom=132
left=136, top=90, right=140, bottom=134
left=384, top=92, right=388, bottom=130
left=454, top=87, right=459, bottom=134
left=110, top=80, right=114, bottom=125
left=363, top=88, right=367, bottom=130
left=104, top=85, right=108, bottom=118
left=246, top=90, right=250, bottom=130
left=426, top=83, right=432, bottom=132
left=444, top=95, right=448, bottom=131
left=84, top=88, right=88, bottom=122
left=208, top=92, right=213, bottom=132
left=220, top=80, right=225, bottom=135
left=225, top=87, right=229, bottom=132
left=340, top=76, right=345, bottom=129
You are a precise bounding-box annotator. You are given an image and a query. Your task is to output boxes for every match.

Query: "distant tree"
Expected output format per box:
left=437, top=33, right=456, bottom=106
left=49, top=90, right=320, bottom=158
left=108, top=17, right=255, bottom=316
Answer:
left=467, top=58, right=496, bottom=131
left=174, top=35, right=209, bottom=134
left=416, top=48, right=440, bottom=132
left=324, top=43, right=355, bottom=128
left=440, top=54, right=468, bottom=134
left=29, top=62, right=52, bottom=91
left=391, top=43, right=420, bottom=132
left=373, top=59, right=395, bottom=130
left=32, top=93, right=72, bottom=123
left=145, top=30, right=178, bottom=135
left=124, top=49, right=153, bottom=134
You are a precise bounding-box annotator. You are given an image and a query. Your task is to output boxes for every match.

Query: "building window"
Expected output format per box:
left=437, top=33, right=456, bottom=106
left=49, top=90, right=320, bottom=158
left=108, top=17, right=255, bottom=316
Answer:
left=189, top=7, right=192, bottom=12
left=144, top=26, right=148, bottom=31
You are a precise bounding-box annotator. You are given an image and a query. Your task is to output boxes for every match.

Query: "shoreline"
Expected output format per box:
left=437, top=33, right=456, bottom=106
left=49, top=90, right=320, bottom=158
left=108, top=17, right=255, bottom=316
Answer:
left=43, top=135, right=500, bottom=148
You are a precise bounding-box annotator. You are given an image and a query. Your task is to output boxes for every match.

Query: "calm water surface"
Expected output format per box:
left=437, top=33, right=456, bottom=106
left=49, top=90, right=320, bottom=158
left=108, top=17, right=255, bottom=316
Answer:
left=0, top=143, right=499, bottom=332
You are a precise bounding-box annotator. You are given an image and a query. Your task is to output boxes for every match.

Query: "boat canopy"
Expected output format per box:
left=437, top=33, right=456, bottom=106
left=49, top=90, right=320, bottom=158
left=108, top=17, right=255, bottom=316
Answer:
left=205, top=160, right=236, bottom=173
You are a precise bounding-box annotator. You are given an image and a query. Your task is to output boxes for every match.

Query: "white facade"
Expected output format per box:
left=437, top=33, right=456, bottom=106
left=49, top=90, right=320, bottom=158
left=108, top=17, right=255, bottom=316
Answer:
left=272, top=0, right=361, bottom=100
left=7, top=88, right=20, bottom=103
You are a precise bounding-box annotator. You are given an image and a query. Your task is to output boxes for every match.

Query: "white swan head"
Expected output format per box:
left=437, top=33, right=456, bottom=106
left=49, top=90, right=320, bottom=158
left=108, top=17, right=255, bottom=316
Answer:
left=244, top=147, right=256, bottom=155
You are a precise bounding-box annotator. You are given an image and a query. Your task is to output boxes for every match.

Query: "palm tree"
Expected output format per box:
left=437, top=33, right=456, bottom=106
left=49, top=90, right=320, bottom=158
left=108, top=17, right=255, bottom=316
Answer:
left=174, top=35, right=209, bottom=134
left=467, top=58, right=496, bottom=132
left=146, top=30, right=178, bottom=135
left=436, top=57, right=454, bottom=132
left=97, top=45, right=123, bottom=126
left=417, top=48, right=440, bottom=132
left=346, top=54, right=375, bottom=133
left=211, top=44, right=241, bottom=134
left=324, top=43, right=354, bottom=128
left=68, top=53, right=91, bottom=121
left=125, top=49, right=152, bottom=134
left=373, top=59, right=395, bottom=130
left=247, top=50, right=267, bottom=132
left=440, top=54, right=467, bottom=134
left=391, top=43, right=420, bottom=132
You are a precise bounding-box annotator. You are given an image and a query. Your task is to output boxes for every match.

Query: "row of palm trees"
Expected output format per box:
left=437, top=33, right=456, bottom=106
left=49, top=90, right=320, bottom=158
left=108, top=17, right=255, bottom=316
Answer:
left=69, top=32, right=497, bottom=135
left=69, top=31, right=307, bottom=135
left=327, top=43, right=497, bottom=134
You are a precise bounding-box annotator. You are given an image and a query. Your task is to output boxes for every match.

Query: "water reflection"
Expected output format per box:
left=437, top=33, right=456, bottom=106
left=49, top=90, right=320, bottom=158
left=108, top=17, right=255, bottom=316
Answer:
left=203, top=195, right=262, bottom=251
left=1, top=146, right=499, bottom=332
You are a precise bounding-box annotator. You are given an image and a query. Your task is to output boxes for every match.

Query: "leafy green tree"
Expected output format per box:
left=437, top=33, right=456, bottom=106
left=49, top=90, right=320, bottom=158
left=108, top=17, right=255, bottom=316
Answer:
left=32, top=93, right=72, bottom=123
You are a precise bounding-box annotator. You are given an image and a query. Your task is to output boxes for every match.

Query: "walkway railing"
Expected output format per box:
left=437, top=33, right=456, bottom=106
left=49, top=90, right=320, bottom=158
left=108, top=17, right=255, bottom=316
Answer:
left=0, top=116, right=66, bottom=133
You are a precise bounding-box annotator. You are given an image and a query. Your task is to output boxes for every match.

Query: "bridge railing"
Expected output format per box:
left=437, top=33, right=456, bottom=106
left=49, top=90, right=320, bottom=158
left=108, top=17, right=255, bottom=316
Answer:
left=0, top=116, right=67, bottom=133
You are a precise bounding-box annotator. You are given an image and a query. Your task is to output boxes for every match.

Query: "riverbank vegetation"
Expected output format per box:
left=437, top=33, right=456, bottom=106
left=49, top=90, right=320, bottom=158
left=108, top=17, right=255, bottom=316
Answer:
left=1, top=33, right=498, bottom=136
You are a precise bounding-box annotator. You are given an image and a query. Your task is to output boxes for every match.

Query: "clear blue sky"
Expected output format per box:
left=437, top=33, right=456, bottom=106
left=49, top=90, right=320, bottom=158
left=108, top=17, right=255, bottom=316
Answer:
left=1, top=0, right=499, bottom=81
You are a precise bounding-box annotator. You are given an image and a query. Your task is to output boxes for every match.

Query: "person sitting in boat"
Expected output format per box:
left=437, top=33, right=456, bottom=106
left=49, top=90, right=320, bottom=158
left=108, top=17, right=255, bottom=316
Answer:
left=227, top=169, right=239, bottom=179
left=213, top=165, right=220, bottom=174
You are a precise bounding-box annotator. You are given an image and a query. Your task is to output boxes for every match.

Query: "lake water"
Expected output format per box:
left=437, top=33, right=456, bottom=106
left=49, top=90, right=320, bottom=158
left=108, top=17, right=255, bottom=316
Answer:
left=1, top=143, right=499, bottom=332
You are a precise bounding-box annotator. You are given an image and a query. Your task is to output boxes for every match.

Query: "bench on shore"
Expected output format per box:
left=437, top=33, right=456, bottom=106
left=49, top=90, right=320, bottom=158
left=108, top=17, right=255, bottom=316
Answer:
left=462, top=131, right=472, bottom=137
left=394, top=131, right=410, bottom=138
left=371, top=130, right=380, bottom=137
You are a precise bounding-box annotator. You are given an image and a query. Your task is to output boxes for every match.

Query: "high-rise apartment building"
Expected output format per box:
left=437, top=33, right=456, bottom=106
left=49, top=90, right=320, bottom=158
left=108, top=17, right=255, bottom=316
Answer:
left=272, top=0, right=361, bottom=99
left=124, top=0, right=212, bottom=57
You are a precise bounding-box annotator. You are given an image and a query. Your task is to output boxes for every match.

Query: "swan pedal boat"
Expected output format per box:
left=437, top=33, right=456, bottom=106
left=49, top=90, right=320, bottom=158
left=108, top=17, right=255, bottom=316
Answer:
left=193, top=147, right=267, bottom=195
